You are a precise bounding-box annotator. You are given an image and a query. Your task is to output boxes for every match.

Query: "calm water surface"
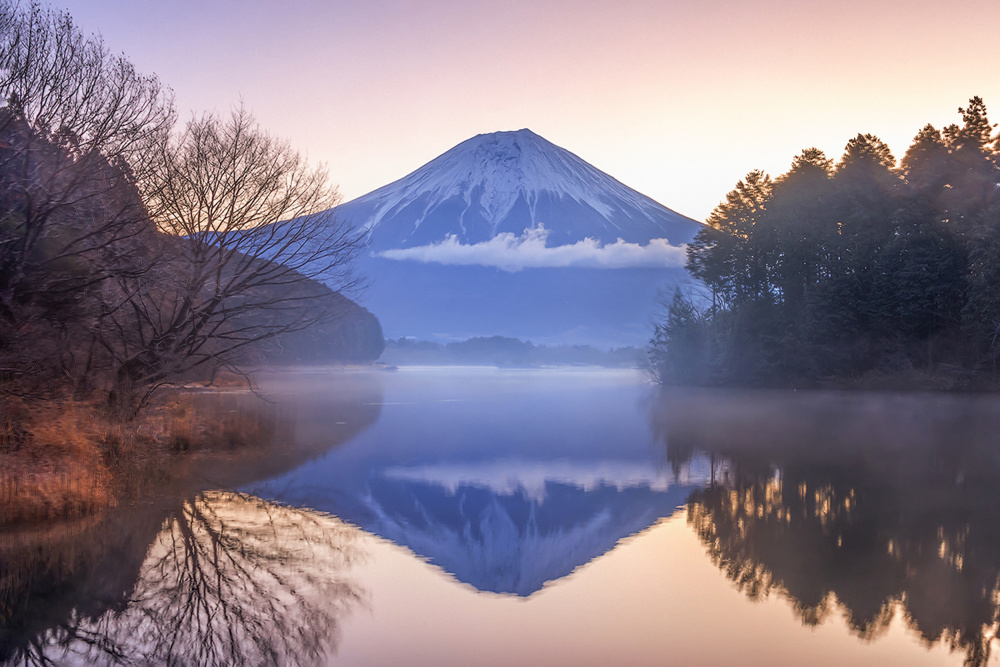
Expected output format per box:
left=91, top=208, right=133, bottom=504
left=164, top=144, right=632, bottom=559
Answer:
left=3, top=367, right=1000, bottom=666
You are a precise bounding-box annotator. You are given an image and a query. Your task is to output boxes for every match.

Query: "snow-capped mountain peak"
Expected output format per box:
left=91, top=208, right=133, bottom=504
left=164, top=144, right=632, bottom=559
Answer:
left=334, top=129, right=701, bottom=251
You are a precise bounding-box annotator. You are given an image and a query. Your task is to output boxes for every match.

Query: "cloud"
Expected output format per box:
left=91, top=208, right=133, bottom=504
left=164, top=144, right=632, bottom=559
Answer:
left=375, top=226, right=687, bottom=271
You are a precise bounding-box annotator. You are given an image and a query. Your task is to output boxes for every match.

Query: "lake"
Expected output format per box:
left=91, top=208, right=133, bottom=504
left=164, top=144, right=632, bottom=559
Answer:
left=2, top=367, right=1000, bottom=666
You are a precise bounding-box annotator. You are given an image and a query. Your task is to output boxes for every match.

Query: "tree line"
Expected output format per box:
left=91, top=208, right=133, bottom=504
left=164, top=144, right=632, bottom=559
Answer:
left=649, top=96, right=1000, bottom=387
left=0, top=2, right=369, bottom=416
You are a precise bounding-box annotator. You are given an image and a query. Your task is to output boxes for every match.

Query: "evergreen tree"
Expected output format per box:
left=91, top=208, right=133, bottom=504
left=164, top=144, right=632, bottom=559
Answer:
left=901, top=124, right=949, bottom=196
left=652, top=97, right=1000, bottom=386
left=647, top=290, right=709, bottom=385
left=768, top=148, right=835, bottom=311
left=940, top=97, right=998, bottom=233
left=822, top=134, right=903, bottom=337
left=686, top=170, right=774, bottom=308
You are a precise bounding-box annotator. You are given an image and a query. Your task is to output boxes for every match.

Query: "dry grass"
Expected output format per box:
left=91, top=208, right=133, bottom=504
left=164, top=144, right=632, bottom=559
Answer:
left=0, top=398, right=114, bottom=525
left=0, top=390, right=281, bottom=527
left=170, top=393, right=277, bottom=450
left=137, top=391, right=278, bottom=454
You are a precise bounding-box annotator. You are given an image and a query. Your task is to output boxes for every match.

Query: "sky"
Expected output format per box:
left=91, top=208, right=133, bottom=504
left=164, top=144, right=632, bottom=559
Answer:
left=54, top=0, right=1000, bottom=222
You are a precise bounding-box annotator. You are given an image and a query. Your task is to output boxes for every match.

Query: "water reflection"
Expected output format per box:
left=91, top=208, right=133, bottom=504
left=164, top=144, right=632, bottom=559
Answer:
left=651, top=388, right=1000, bottom=666
left=1, top=493, right=367, bottom=666
left=13, top=370, right=998, bottom=665
left=253, top=368, right=707, bottom=596
left=1, top=372, right=385, bottom=666
left=338, top=462, right=704, bottom=596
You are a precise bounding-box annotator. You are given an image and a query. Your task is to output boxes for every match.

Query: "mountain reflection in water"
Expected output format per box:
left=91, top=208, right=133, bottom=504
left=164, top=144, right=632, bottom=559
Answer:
left=651, top=388, right=1000, bottom=667
left=251, top=368, right=706, bottom=596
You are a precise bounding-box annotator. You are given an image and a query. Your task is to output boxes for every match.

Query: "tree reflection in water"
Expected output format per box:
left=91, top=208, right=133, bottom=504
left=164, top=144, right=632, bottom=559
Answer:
left=1, top=492, right=367, bottom=666
left=651, top=387, right=1000, bottom=667
left=4, top=371, right=383, bottom=666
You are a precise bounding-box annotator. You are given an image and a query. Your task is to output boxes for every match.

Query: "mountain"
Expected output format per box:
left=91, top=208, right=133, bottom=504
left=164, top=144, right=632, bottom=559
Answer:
left=203, top=251, right=385, bottom=364
left=335, top=129, right=700, bottom=251
left=261, top=289, right=385, bottom=363
left=322, top=130, right=703, bottom=348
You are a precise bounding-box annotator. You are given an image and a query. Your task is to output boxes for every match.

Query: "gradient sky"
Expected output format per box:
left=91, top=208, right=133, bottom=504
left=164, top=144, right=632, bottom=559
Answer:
left=55, top=0, right=1000, bottom=222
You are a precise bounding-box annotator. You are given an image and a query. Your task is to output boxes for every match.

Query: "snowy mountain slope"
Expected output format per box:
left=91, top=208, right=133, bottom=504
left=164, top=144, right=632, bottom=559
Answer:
left=334, top=129, right=702, bottom=251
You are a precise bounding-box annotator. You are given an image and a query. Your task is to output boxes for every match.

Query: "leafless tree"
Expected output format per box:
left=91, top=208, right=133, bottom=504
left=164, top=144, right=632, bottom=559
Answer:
left=99, top=106, right=364, bottom=413
left=0, top=3, right=364, bottom=413
left=0, top=1, right=174, bottom=394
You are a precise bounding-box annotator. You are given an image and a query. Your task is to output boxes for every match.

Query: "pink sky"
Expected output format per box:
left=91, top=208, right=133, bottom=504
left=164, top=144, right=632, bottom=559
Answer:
left=56, top=0, right=1000, bottom=221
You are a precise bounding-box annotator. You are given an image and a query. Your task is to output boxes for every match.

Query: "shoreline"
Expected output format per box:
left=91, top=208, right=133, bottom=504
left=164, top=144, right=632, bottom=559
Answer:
left=0, top=388, right=281, bottom=528
left=5, top=363, right=1000, bottom=528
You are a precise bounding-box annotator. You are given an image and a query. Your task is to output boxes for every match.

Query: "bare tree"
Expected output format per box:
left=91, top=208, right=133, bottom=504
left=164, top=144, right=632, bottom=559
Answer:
left=100, top=107, right=364, bottom=413
left=0, top=3, right=362, bottom=412
left=0, top=1, right=174, bottom=395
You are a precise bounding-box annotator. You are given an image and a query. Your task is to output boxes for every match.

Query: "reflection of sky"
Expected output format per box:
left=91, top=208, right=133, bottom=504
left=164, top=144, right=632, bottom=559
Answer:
left=251, top=368, right=677, bottom=498
left=55, top=0, right=1000, bottom=222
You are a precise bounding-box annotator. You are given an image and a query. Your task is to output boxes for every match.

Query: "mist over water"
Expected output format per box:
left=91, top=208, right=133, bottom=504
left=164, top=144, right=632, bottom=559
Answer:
left=4, top=368, right=1000, bottom=665
left=249, top=367, right=706, bottom=597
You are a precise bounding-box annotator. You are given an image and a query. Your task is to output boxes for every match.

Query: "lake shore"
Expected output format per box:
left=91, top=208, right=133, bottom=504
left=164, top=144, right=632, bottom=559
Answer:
left=0, top=365, right=386, bottom=528
left=657, top=364, right=1000, bottom=393
left=0, top=387, right=276, bottom=527
left=5, top=361, right=999, bottom=528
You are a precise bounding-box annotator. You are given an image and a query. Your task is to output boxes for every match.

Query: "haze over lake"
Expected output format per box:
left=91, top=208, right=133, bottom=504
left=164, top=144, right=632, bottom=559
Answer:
left=5, top=367, right=1000, bottom=665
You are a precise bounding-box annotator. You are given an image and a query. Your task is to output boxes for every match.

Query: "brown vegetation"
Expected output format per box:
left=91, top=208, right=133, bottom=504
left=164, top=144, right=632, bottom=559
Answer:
left=0, top=1, right=383, bottom=531
left=0, top=388, right=285, bottom=527
left=0, top=398, right=113, bottom=524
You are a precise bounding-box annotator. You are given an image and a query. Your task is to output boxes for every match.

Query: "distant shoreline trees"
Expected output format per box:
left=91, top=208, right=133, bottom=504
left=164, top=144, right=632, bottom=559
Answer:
left=649, top=97, right=1000, bottom=387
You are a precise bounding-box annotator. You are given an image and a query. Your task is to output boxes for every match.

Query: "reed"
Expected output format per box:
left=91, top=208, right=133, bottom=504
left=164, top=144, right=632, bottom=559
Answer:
left=0, top=398, right=114, bottom=524
left=0, top=390, right=278, bottom=527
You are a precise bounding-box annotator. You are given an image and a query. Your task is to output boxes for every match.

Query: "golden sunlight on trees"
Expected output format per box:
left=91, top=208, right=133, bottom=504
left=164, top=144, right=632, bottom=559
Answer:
left=650, top=389, right=1000, bottom=667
